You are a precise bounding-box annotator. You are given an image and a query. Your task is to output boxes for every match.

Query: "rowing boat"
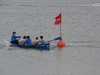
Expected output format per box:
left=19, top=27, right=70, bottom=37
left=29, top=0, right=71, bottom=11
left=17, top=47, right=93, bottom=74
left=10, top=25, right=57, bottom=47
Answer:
left=10, top=43, right=50, bottom=50
left=10, top=37, right=61, bottom=50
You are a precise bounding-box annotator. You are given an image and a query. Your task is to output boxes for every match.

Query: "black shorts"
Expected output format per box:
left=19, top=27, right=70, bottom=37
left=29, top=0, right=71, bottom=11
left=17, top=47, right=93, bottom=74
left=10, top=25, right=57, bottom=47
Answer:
left=10, top=40, right=19, bottom=44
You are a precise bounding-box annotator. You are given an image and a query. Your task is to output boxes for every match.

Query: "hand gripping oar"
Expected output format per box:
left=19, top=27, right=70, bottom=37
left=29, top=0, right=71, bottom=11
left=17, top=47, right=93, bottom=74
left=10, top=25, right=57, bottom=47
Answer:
left=46, top=37, right=61, bottom=43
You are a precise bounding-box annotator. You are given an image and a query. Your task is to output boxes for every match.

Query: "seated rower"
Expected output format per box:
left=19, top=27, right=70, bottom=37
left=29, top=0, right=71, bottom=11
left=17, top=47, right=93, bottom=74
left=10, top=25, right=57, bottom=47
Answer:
left=39, top=36, right=45, bottom=44
left=19, top=36, right=27, bottom=45
left=10, top=32, right=21, bottom=44
left=24, top=36, right=32, bottom=46
left=33, top=37, right=39, bottom=45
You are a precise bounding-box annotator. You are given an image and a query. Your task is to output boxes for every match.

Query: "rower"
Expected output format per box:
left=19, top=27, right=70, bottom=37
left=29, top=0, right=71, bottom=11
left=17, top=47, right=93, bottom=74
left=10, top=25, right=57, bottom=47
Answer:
left=39, top=36, right=45, bottom=44
left=19, top=36, right=27, bottom=45
left=24, top=36, right=32, bottom=45
left=33, top=37, right=39, bottom=45
left=10, top=32, right=21, bottom=44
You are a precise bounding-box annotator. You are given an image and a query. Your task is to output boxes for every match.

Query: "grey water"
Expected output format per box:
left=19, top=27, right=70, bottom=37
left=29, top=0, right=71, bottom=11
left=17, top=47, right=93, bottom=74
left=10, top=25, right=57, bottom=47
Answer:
left=0, top=0, right=100, bottom=75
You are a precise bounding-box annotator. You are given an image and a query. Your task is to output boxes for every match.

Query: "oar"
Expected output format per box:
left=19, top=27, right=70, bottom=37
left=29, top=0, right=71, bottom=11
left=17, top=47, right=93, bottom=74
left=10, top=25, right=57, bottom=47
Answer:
left=54, top=37, right=61, bottom=40
left=46, top=37, right=61, bottom=43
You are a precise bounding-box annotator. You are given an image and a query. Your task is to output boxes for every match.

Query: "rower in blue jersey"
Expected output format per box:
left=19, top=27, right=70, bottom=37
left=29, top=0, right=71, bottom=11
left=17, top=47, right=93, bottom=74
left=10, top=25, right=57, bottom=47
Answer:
left=10, top=32, right=21, bottom=44
left=25, top=36, right=32, bottom=45
left=39, top=36, right=45, bottom=44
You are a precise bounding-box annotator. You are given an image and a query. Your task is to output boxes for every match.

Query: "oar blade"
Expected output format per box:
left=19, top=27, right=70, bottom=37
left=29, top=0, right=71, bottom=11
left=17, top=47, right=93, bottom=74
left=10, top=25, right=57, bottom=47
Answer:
left=54, top=37, right=61, bottom=40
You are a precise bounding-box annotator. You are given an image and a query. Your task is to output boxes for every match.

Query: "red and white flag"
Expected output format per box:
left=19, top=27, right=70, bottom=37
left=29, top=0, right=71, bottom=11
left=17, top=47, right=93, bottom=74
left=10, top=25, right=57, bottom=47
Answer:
left=54, top=13, right=61, bottom=25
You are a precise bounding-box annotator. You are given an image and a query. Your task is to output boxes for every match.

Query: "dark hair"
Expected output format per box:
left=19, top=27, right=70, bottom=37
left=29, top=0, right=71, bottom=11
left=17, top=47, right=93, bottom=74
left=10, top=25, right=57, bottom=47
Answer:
left=23, top=36, right=26, bottom=39
left=40, top=36, right=43, bottom=39
left=27, top=36, right=30, bottom=39
left=13, top=32, right=16, bottom=34
left=36, top=37, right=38, bottom=39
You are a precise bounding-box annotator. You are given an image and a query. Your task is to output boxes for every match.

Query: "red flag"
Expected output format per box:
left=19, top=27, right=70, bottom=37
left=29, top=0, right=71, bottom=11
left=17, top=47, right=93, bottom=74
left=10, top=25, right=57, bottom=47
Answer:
left=54, top=13, right=61, bottom=25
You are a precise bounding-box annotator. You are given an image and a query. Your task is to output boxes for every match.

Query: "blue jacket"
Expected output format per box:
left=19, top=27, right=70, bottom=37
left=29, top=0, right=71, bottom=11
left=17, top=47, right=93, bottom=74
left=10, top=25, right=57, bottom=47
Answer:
left=11, top=34, right=20, bottom=42
left=25, top=38, right=32, bottom=45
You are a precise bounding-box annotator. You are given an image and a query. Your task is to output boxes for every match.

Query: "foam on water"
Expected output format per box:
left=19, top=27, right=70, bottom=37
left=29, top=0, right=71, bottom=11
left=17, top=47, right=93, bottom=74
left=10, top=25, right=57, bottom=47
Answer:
left=92, top=2, right=100, bottom=7
left=3, top=39, right=11, bottom=47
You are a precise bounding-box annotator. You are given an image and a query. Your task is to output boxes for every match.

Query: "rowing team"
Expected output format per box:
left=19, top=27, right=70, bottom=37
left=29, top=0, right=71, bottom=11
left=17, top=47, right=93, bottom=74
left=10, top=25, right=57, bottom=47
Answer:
left=10, top=32, right=45, bottom=45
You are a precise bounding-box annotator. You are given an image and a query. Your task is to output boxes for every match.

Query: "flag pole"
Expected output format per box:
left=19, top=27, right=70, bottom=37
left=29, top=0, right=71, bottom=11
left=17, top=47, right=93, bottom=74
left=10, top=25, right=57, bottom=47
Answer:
left=60, top=23, right=62, bottom=40
left=54, top=12, right=65, bottom=47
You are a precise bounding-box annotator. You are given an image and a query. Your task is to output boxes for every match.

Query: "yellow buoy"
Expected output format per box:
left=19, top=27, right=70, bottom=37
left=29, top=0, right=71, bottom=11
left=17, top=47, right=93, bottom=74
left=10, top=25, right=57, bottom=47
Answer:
left=57, top=40, right=66, bottom=47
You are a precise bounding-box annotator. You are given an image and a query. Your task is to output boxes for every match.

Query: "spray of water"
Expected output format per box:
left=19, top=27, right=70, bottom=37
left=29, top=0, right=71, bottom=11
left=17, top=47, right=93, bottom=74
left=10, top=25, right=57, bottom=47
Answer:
left=3, top=39, right=11, bottom=47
